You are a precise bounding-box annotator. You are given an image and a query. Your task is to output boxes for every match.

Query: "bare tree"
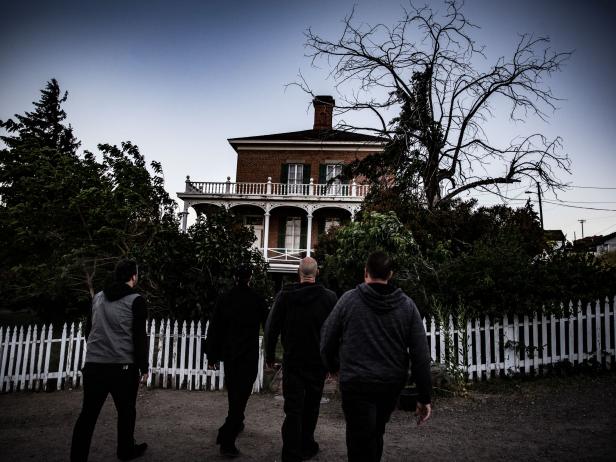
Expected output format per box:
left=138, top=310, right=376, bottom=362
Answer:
left=297, top=0, right=571, bottom=209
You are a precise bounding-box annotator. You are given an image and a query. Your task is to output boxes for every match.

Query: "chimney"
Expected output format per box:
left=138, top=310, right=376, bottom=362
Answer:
left=313, top=95, right=335, bottom=130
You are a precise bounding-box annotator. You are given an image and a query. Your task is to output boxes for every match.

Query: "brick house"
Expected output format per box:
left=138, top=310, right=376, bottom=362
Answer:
left=177, top=96, right=385, bottom=273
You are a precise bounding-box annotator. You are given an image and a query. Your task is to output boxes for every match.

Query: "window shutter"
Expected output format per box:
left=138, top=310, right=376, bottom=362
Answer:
left=319, top=164, right=327, bottom=184
left=278, top=216, right=286, bottom=248
left=303, top=164, right=311, bottom=184
left=317, top=216, right=326, bottom=236
left=300, top=215, right=308, bottom=249
left=280, top=164, right=289, bottom=184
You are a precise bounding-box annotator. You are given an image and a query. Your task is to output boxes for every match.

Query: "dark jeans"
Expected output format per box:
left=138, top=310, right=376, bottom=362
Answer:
left=70, top=363, right=140, bottom=462
left=341, top=386, right=403, bottom=462
left=281, top=364, right=326, bottom=462
left=217, top=358, right=257, bottom=447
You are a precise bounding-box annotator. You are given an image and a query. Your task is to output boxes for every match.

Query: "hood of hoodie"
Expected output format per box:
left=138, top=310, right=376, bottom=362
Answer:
left=103, top=282, right=137, bottom=302
left=357, top=282, right=406, bottom=313
left=281, top=282, right=329, bottom=305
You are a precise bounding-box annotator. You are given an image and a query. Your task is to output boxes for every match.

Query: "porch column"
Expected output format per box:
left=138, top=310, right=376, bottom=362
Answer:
left=263, top=211, right=270, bottom=260
left=306, top=213, right=313, bottom=257
left=181, top=202, right=189, bottom=232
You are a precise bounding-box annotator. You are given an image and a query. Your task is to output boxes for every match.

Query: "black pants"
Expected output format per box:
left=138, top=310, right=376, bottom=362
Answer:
left=70, top=363, right=140, bottom=462
left=281, top=365, right=326, bottom=462
left=341, top=386, right=403, bottom=462
left=217, top=358, right=257, bottom=447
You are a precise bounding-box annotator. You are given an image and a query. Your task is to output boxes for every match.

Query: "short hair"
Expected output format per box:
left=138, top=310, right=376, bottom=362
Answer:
left=365, top=251, right=392, bottom=280
left=299, top=257, right=318, bottom=278
left=114, top=260, right=138, bottom=283
left=235, top=264, right=253, bottom=284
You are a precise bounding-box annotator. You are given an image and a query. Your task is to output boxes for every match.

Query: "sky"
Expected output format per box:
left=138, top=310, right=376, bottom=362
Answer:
left=1, top=0, right=615, bottom=240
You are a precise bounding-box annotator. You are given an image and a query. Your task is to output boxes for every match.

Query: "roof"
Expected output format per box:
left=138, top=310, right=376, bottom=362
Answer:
left=544, top=230, right=565, bottom=242
left=228, top=129, right=388, bottom=144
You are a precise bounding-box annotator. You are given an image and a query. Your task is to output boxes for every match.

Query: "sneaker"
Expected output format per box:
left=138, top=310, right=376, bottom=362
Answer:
left=118, top=442, right=148, bottom=461
left=220, top=444, right=241, bottom=458
left=301, top=441, right=319, bottom=460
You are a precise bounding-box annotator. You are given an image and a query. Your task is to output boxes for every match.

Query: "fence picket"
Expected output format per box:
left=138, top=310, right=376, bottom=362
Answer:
left=493, top=318, right=501, bottom=375
left=73, top=323, right=83, bottom=388
left=187, top=321, right=195, bottom=391
left=65, top=323, right=75, bottom=389
left=57, top=324, right=67, bottom=390
left=35, top=325, right=45, bottom=391
left=179, top=321, right=187, bottom=389
left=474, top=319, right=482, bottom=379
left=577, top=302, right=584, bottom=363
left=42, top=324, right=53, bottom=390
left=28, top=326, right=38, bottom=390
left=513, top=315, right=520, bottom=373
left=595, top=300, right=602, bottom=363
left=14, top=326, right=25, bottom=392
left=568, top=306, right=575, bottom=363
left=605, top=297, right=612, bottom=367
left=485, top=316, right=492, bottom=379
left=146, top=320, right=156, bottom=388
left=429, top=318, right=436, bottom=361
left=172, top=321, right=179, bottom=389
left=163, top=320, right=171, bottom=389
left=586, top=302, right=593, bottom=360
left=196, top=321, right=202, bottom=391
left=532, top=313, right=539, bottom=373
left=0, top=327, right=9, bottom=392
left=439, top=319, right=446, bottom=365
left=465, top=320, right=473, bottom=378
left=155, top=319, right=165, bottom=388
left=18, top=326, right=32, bottom=391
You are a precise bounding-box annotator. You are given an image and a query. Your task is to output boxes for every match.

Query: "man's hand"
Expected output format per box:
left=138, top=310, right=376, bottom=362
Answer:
left=415, top=402, right=432, bottom=426
left=208, top=362, right=219, bottom=371
left=140, top=373, right=148, bottom=385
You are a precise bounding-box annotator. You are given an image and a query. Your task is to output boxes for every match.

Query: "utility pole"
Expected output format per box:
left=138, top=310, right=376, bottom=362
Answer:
left=578, top=219, right=586, bottom=238
left=525, top=181, right=544, bottom=229
left=536, top=182, right=544, bottom=230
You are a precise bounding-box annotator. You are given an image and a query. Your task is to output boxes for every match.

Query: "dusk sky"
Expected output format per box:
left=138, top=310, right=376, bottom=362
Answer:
left=1, top=0, right=615, bottom=240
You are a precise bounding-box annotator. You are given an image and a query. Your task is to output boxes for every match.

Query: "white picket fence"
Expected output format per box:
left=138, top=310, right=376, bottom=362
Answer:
left=0, top=319, right=265, bottom=394
left=1, top=297, right=614, bottom=393
left=424, top=297, right=616, bottom=380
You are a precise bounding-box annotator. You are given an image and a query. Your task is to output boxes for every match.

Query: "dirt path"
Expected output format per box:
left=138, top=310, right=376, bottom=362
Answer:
left=0, top=374, right=615, bottom=461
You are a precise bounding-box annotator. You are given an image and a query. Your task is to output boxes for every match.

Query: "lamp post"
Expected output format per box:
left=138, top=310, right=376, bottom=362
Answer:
left=525, top=181, right=544, bottom=230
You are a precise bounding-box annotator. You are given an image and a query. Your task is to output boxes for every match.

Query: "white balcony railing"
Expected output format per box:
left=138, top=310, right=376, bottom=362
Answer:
left=184, top=177, right=369, bottom=198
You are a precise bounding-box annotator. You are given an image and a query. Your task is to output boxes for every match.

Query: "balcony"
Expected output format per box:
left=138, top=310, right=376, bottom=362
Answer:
left=181, top=177, right=369, bottom=199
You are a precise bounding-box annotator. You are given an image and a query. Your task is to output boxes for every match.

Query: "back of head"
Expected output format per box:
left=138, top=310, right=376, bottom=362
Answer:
left=114, top=260, right=138, bottom=284
left=298, top=257, right=318, bottom=281
left=235, top=264, right=253, bottom=285
left=365, top=251, right=392, bottom=281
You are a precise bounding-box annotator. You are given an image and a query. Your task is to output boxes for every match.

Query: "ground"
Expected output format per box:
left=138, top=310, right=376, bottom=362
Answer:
left=0, top=374, right=615, bottom=461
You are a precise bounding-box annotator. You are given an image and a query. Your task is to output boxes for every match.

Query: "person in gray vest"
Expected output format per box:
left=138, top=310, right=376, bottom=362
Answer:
left=71, top=260, right=149, bottom=462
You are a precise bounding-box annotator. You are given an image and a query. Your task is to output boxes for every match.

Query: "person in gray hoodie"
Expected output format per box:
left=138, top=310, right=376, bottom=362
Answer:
left=320, top=251, right=432, bottom=462
left=70, top=260, right=149, bottom=462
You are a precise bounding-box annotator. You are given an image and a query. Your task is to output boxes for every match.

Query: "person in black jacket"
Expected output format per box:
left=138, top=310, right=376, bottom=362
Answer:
left=205, top=264, right=269, bottom=458
left=71, top=260, right=149, bottom=462
left=320, top=251, right=432, bottom=462
left=265, top=257, right=338, bottom=462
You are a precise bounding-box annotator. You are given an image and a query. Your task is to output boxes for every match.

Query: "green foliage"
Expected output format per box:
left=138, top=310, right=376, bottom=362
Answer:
left=315, top=211, right=419, bottom=295
left=0, top=79, right=271, bottom=321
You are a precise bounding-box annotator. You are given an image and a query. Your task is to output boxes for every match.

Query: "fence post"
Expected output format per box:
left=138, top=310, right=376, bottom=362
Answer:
left=195, top=321, right=202, bottom=391
left=503, top=315, right=516, bottom=376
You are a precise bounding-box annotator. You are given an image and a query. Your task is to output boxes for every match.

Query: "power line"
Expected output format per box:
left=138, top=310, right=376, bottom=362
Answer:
left=567, top=185, right=616, bottom=190
left=541, top=200, right=616, bottom=212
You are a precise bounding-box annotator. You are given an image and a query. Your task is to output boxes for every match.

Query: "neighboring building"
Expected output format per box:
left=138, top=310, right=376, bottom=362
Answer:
left=543, top=229, right=566, bottom=251
left=177, top=96, right=386, bottom=273
left=594, top=231, right=616, bottom=256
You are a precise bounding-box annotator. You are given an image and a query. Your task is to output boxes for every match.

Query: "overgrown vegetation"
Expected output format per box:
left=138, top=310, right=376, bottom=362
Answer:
left=0, top=79, right=270, bottom=322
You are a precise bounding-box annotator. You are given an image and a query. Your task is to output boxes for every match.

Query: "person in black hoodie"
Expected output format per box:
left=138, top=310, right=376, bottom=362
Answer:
left=70, top=260, right=149, bottom=462
left=265, top=257, right=338, bottom=462
left=205, top=264, right=269, bottom=458
left=320, top=251, right=432, bottom=462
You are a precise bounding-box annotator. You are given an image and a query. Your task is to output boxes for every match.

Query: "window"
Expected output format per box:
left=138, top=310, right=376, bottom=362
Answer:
left=326, top=164, right=343, bottom=195
left=285, top=217, right=302, bottom=250
left=287, top=164, right=303, bottom=194
left=324, top=218, right=341, bottom=234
